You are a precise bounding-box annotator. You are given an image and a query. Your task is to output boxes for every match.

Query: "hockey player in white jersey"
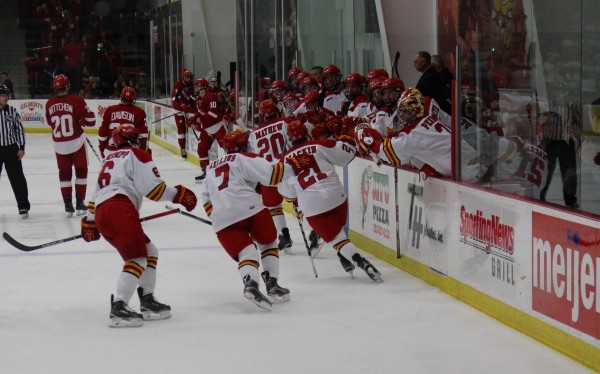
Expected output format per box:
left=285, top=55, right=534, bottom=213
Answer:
left=201, top=130, right=290, bottom=310
left=248, top=99, right=294, bottom=252
left=357, top=92, right=485, bottom=182
left=278, top=120, right=383, bottom=282
left=80, top=125, right=198, bottom=327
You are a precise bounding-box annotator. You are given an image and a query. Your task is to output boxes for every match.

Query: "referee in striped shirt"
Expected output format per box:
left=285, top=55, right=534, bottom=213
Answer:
left=0, top=84, right=30, bottom=218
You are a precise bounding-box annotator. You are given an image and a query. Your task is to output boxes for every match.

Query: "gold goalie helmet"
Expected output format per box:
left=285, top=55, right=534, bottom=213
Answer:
left=397, top=88, right=425, bottom=125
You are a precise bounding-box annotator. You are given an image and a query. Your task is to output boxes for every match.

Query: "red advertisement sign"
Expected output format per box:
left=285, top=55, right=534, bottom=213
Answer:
left=532, top=212, right=600, bottom=339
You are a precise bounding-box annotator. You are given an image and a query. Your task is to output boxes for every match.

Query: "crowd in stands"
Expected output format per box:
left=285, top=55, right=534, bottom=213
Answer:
left=18, top=0, right=147, bottom=99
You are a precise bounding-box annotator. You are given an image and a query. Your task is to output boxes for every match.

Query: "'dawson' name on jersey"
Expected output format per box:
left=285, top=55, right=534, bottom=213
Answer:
left=110, top=111, right=135, bottom=122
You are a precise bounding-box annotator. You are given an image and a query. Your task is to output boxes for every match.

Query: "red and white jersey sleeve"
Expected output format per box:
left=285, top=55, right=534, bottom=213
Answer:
left=370, top=109, right=396, bottom=138
left=278, top=140, right=355, bottom=217
left=424, top=97, right=450, bottom=126
left=91, top=147, right=175, bottom=212
left=99, top=104, right=148, bottom=154
left=346, top=95, right=370, bottom=119
left=248, top=118, right=291, bottom=163
left=375, top=115, right=482, bottom=181
left=201, top=152, right=286, bottom=231
left=45, top=95, right=96, bottom=154
left=323, top=92, right=346, bottom=115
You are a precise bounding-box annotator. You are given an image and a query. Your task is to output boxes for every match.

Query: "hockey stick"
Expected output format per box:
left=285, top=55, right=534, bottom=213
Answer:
left=293, top=205, right=318, bottom=278
left=86, top=138, right=102, bottom=162
left=165, top=205, right=212, bottom=225
left=152, top=111, right=183, bottom=124
left=391, top=51, right=400, bottom=78
left=3, top=208, right=181, bottom=252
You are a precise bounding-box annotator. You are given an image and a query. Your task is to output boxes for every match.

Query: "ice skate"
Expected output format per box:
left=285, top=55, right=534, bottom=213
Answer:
left=352, top=254, right=383, bottom=282
left=278, top=228, right=293, bottom=254
left=262, top=272, right=290, bottom=304
left=338, top=252, right=355, bottom=276
left=243, top=275, right=272, bottom=311
left=109, top=295, right=144, bottom=328
left=64, top=197, right=75, bottom=218
left=19, top=209, right=29, bottom=219
left=75, top=196, right=87, bottom=216
left=195, top=170, right=206, bottom=183
left=309, top=230, right=324, bottom=258
left=181, top=148, right=187, bottom=159
left=137, top=288, right=172, bottom=320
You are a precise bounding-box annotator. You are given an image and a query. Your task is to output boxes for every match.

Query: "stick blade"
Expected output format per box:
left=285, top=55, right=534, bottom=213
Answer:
left=3, top=232, right=40, bottom=252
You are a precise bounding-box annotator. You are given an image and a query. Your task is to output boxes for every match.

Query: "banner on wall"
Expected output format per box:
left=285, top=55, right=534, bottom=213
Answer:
left=531, top=212, right=600, bottom=339
left=456, top=191, right=518, bottom=302
left=397, top=169, right=449, bottom=275
left=348, top=157, right=396, bottom=251
left=14, top=99, right=120, bottom=128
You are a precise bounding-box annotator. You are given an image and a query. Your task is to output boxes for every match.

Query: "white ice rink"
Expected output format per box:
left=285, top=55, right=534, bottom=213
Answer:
left=0, top=134, right=592, bottom=373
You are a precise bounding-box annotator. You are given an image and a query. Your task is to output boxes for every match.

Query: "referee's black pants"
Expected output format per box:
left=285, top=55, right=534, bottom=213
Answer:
left=539, top=139, right=578, bottom=207
left=0, top=144, right=30, bottom=212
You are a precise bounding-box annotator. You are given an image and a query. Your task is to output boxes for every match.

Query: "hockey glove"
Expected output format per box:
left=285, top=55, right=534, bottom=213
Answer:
left=173, top=185, right=198, bottom=211
left=354, top=125, right=382, bottom=156
left=286, top=153, right=313, bottom=174
left=81, top=217, right=101, bottom=242
left=338, top=119, right=359, bottom=146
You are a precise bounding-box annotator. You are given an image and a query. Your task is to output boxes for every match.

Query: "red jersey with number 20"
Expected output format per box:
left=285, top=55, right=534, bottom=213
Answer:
left=278, top=139, right=355, bottom=217
left=45, top=94, right=96, bottom=154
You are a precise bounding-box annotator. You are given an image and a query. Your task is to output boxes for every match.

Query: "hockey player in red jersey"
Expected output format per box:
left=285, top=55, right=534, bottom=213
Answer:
left=45, top=74, right=96, bottom=217
left=201, top=130, right=291, bottom=310
left=171, top=69, right=195, bottom=158
left=249, top=100, right=294, bottom=252
left=80, top=125, right=197, bottom=327
left=278, top=120, right=383, bottom=282
left=98, top=87, right=149, bottom=158
left=341, top=73, right=369, bottom=119
left=188, top=78, right=228, bottom=182
left=321, top=64, right=346, bottom=114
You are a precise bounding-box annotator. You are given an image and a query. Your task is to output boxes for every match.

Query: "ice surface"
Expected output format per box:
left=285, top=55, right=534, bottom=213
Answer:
left=0, top=135, right=591, bottom=373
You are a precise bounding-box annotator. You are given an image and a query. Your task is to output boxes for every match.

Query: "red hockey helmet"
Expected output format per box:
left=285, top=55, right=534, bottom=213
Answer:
left=293, top=71, right=310, bottom=88
left=194, top=78, right=209, bottom=88
left=222, top=130, right=249, bottom=154
left=282, top=93, right=299, bottom=111
left=286, top=120, right=308, bottom=144
left=271, top=80, right=286, bottom=90
left=120, top=87, right=136, bottom=102
left=366, top=68, right=389, bottom=82
left=259, top=99, right=278, bottom=118
left=182, top=69, right=194, bottom=79
left=368, top=77, right=387, bottom=92
left=343, top=73, right=365, bottom=85
left=301, top=76, right=319, bottom=92
left=53, top=74, right=70, bottom=90
left=287, top=67, right=302, bottom=81
left=381, top=77, right=405, bottom=91
left=303, top=90, right=320, bottom=106
left=322, top=64, right=341, bottom=78
left=111, top=125, right=140, bottom=148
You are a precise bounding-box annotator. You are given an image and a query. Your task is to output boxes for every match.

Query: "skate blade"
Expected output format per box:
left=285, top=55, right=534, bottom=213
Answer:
left=367, top=271, right=384, bottom=283
left=141, top=310, right=172, bottom=321
left=244, top=292, right=272, bottom=311
left=109, top=317, right=144, bottom=328
left=268, top=293, right=291, bottom=304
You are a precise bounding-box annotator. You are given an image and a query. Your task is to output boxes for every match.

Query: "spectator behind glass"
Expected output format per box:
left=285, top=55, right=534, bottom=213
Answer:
left=414, top=51, right=447, bottom=113
left=311, top=66, right=323, bottom=83
left=538, top=82, right=581, bottom=209
left=431, top=55, right=453, bottom=113
left=135, top=71, right=150, bottom=98
left=1, top=73, right=15, bottom=99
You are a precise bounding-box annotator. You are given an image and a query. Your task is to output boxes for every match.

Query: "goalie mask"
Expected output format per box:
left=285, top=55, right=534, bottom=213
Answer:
left=397, top=93, right=425, bottom=125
